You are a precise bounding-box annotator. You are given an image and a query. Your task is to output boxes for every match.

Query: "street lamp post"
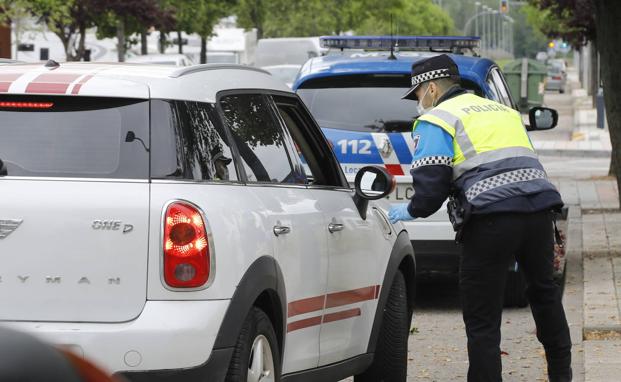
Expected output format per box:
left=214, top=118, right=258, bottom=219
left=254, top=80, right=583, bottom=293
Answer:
left=484, top=6, right=491, bottom=54
left=493, top=10, right=499, bottom=53
left=475, top=2, right=481, bottom=37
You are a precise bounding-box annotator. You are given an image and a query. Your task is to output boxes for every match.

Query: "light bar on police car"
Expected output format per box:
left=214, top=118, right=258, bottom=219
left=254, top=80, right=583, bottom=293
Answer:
left=320, top=36, right=480, bottom=51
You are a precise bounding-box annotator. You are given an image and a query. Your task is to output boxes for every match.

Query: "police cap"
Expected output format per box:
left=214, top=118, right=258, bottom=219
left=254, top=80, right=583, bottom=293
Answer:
left=402, top=54, right=461, bottom=100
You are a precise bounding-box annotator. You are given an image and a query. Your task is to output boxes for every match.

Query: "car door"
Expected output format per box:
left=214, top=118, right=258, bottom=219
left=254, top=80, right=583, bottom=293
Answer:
left=271, top=95, right=392, bottom=366
left=218, top=92, right=328, bottom=374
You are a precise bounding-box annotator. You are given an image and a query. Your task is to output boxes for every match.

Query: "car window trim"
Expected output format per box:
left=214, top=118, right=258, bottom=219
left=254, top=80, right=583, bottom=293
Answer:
left=149, top=98, right=244, bottom=183
left=215, top=89, right=310, bottom=188
left=271, top=93, right=350, bottom=189
left=487, top=66, right=517, bottom=110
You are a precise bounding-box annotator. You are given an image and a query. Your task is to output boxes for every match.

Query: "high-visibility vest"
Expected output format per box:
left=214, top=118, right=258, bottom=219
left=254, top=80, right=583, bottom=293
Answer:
left=414, top=93, right=558, bottom=210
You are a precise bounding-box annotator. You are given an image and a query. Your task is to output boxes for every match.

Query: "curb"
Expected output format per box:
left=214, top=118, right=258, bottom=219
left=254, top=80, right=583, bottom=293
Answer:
left=583, top=326, right=621, bottom=340
left=536, top=149, right=611, bottom=158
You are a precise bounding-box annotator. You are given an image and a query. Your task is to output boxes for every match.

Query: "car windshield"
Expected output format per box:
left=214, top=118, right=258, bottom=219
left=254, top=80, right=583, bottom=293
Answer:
left=297, top=74, right=419, bottom=133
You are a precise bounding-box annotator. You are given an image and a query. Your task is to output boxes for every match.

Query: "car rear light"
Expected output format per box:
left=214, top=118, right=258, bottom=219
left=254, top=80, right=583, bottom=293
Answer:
left=552, top=76, right=562, bottom=80
left=0, top=101, right=54, bottom=109
left=163, top=201, right=212, bottom=288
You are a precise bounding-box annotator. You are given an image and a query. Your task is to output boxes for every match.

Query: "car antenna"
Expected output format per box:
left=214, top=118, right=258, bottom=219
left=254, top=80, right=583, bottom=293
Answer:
left=389, top=14, right=397, bottom=60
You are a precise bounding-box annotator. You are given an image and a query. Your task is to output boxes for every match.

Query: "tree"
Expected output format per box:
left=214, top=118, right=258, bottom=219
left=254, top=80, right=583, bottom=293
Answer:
left=0, top=0, right=97, bottom=61
left=165, top=0, right=233, bottom=64
left=0, top=0, right=37, bottom=60
left=235, top=0, right=266, bottom=39
left=355, top=0, right=454, bottom=36
left=92, top=0, right=174, bottom=62
left=530, top=0, right=621, bottom=207
left=235, top=0, right=454, bottom=39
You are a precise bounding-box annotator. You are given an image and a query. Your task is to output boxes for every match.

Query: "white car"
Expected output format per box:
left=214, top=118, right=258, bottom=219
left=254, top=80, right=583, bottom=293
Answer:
left=0, top=62, right=415, bottom=381
left=126, top=53, right=194, bottom=66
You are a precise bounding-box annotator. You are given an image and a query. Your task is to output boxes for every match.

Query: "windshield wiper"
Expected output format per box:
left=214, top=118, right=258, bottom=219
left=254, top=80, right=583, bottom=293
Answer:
left=365, top=119, right=417, bottom=133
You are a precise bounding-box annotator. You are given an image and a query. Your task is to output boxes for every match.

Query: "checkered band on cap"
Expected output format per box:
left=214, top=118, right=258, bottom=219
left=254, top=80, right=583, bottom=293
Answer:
left=465, top=168, right=548, bottom=201
left=411, top=69, right=450, bottom=86
left=411, top=155, right=453, bottom=170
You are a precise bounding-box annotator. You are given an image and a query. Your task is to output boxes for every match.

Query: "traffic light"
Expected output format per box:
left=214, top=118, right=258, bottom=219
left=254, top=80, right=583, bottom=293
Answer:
left=500, top=0, right=509, bottom=13
left=548, top=41, right=555, bottom=49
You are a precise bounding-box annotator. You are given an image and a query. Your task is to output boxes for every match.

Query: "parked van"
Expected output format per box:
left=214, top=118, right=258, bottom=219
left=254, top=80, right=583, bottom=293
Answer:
left=255, top=37, right=325, bottom=67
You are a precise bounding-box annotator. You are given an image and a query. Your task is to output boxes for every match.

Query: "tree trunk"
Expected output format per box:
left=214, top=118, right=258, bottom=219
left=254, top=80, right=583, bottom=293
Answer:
left=76, top=23, right=86, bottom=61
left=200, top=35, right=207, bottom=64
left=595, top=0, right=621, bottom=208
left=590, top=42, right=599, bottom=106
left=116, top=18, right=126, bottom=62
left=177, top=30, right=183, bottom=54
left=159, top=31, right=166, bottom=54
left=610, top=155, right=617, bottom=177
left=141, top=31, right=148, bottom=55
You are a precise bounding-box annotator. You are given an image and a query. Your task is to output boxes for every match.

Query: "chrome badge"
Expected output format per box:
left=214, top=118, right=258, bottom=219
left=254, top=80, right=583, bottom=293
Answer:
left=0, top=219, right=23, bottom=239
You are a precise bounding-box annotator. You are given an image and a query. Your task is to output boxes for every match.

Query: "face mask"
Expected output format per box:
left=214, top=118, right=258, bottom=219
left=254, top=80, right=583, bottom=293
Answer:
left=416, top=84, right=432, bottom=115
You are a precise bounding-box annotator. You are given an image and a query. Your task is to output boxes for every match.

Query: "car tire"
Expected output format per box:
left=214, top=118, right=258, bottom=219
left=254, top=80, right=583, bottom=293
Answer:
left=225, top=307, right=281, bottom=382
left=504, top=270, right=528, bottom=308
left=355, top=271, right=409, bottom=382
left=559, top=88, right=565, bottom=94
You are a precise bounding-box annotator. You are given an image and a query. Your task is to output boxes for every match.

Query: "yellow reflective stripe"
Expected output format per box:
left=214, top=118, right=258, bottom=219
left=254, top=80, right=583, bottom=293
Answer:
left=416, top=114, right=455, bottom=136
left=425, top=109, right=477, bottom=160
left=453, top=146, right=538, bottom=180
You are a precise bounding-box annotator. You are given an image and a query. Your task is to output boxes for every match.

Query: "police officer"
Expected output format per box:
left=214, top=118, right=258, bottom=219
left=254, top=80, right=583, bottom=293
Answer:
left=388, top=54, right=572, bottom=382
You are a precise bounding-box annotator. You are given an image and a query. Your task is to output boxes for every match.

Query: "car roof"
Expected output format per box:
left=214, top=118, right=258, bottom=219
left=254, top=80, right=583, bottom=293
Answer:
left=0, top=62, right=291, bottom=102
left=293, top=52, right=497, bottom=90
left=127, top=54, right=189, bottom=63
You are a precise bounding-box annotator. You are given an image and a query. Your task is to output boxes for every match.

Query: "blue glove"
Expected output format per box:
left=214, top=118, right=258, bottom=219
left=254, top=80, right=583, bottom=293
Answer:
left=388, top=203, right=415, bottom=224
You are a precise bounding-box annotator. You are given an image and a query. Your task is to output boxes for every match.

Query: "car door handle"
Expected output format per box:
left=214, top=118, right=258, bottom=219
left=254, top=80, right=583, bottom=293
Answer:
left=328, top=223, right=344, bottom=233
left=273, top=225, right=291, bottom=236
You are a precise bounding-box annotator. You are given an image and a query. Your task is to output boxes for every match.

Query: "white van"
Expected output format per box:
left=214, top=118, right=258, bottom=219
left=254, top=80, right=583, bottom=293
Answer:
left=255, top=37, right=325, bottom=67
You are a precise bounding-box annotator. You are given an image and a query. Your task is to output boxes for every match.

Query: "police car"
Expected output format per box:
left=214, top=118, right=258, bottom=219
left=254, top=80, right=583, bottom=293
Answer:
left=0, top=61, right=415, bottom=380
left=293, top=36, right=562, bottom=307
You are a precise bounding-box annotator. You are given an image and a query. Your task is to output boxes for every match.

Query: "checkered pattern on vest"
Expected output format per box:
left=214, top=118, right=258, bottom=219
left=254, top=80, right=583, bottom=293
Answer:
left=411, top=155, right=453, bottom=170
left=465, top=168, right=548, bottom=202
left=411, top=69, right=450, bottom=86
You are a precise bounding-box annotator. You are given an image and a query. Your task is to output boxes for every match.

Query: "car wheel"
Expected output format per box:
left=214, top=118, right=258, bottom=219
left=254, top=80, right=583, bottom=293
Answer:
left=225, top=307, right=280, bottom=382
left=504, top=270, right=528, bottom=308
left=355, top=271, right=408, bottom=382
left=559, top=88, right=565, bottom=94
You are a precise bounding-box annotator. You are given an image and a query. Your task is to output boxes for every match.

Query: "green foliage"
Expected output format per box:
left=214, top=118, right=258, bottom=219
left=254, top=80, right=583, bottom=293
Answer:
left=356, top=0, right=454, bottom=35
left=235, top=0, right=454, bottom=38
left=512, top=4, right=548, bottom=58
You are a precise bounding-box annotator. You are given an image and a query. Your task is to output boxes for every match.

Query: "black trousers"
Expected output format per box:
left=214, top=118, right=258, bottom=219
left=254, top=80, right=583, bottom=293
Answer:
left=459, top=210, right=572, bottom=382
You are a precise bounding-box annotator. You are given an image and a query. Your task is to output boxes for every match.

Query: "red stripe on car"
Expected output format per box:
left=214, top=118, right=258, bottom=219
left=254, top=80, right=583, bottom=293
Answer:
left=385, top=164, right=405, bottom=176
left=287, top=316, right=322, bottom=332
left=322, top=308, right=361, bottom=324
left=71, top=74, right=95, bottom=94
left=0, top=73, right=24, bottom=93
left=325, top=285, right=377, bottom=309
left=288, top=296, right=325, bottom=318
left=26, top=73, right=82, bottom=94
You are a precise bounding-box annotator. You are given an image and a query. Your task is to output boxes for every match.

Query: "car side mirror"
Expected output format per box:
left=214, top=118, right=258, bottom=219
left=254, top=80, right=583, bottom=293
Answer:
left=353, top=166, right=396, bottom=219
left=527, top=107, right=558, bottom=131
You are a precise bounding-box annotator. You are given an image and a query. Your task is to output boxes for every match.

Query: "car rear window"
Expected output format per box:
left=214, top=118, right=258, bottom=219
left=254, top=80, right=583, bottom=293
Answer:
left=0, top=95, right=149, bottom=179
left=297, top=73, right=483, bottom=133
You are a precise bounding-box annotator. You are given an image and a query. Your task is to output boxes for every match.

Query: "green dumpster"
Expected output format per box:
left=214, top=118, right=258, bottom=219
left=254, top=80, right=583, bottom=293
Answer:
left=503, top=58, right=547, bottom=113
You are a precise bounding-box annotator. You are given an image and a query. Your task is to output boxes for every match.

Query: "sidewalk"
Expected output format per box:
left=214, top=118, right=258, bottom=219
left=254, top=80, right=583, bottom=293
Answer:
left=559, top=178, right=621, bottom=382
left=530, top=67, right=612, bottom=158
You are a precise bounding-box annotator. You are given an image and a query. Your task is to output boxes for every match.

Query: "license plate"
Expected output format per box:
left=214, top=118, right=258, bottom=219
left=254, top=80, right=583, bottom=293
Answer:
left=387, top=184, right=414, bottom=202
